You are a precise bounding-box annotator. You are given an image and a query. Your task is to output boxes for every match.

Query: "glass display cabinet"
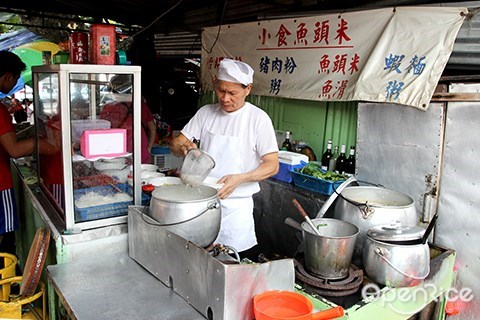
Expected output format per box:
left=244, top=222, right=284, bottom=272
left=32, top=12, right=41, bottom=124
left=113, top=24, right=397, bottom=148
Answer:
left=32, top=64, right=143, bottom=231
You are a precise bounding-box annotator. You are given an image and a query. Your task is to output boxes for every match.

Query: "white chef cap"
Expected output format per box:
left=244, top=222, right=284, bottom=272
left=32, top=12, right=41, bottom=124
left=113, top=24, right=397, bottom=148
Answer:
left=217, top=58, right=254, bottom=86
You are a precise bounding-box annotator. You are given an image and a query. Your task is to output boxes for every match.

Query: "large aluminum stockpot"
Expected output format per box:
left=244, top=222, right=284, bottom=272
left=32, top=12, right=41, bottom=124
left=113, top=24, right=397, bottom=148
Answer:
left=362, top=223, right=430, bottom=287
left=332, top=186, right=418, bottom=263
left=149, top=184, right=221, bottom=247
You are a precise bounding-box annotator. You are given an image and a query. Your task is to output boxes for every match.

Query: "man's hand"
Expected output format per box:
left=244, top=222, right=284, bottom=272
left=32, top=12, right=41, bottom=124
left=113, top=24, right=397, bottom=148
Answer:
left=180, top=139, right=198, bottom=157
left=215, top=152, right=279, bottom=199
left=217, top=174, right=245, bottom=199
left=169, top=133, right=197, bottom=157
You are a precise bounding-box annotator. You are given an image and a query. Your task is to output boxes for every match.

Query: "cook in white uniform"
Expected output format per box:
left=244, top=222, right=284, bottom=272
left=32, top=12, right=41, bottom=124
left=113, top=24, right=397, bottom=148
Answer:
left=170, top=58, right=279, bottom=255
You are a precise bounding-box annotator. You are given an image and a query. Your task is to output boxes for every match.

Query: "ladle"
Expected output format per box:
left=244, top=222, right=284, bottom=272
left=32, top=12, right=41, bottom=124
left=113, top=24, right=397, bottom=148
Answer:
left=421, top=213, right=438, bottom=244
left=292, top=198, right=322, bottom=236
left=316, top=175, right=357, bottom=218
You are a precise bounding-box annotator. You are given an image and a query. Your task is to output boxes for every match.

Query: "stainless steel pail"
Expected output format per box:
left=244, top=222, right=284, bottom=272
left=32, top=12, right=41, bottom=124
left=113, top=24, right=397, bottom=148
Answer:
left=302, top=218, right=359, bottom=279
left=149, top=184, right=221, bottom=247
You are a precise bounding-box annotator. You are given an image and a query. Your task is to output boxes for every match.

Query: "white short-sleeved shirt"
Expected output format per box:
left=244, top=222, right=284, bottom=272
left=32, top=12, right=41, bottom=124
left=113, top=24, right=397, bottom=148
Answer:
left=181, top=102, right=278, bottom=196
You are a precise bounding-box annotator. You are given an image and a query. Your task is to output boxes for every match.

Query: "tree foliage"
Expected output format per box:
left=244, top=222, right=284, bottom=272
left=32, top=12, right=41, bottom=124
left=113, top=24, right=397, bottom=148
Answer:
left=0, top=14, right=23, bottom=34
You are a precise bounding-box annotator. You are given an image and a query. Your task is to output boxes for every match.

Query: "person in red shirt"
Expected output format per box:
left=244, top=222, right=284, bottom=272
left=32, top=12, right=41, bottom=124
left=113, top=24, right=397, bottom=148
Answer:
left=0, top=51, right=57, bottom=255
left=10, top=98, right=27, bottom=124
left=99, top=96, right=156, bottom=164
left=0, top=51, right=33, bottom=254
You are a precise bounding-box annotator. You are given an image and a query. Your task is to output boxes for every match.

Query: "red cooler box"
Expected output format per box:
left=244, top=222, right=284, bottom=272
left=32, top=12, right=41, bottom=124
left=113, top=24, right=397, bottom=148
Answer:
left=90, top=24, right=116, bottom=65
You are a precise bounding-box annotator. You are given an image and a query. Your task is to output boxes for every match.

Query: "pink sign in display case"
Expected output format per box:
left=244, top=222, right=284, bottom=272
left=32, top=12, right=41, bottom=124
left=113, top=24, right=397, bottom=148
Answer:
left=80, top=129, right=127, bottom=159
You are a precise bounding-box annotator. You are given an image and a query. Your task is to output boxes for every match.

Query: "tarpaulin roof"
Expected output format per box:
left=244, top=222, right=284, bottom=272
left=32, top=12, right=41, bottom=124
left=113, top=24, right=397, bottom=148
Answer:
left=0, top=29, right=42, bottom=51
left=0, top=0, right=475, bottom=36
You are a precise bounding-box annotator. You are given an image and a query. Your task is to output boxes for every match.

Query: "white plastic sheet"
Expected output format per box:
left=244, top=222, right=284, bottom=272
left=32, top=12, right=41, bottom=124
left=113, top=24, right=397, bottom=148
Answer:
left=202, top=7, right=467, bottom=110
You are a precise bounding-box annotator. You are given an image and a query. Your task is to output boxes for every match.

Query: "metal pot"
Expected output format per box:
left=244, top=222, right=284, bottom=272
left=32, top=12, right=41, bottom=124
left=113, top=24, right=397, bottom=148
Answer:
left=332, top=186, right=418, bottom=264
left=362, top=223, right=430, bottom=287
left=301, top=218, right=359, bottom=279
left=149, top=184, right=221, bottom=247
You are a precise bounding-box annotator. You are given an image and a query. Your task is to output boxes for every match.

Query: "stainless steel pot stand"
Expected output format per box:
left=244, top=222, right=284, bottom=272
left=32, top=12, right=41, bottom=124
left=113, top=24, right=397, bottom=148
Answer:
left=128, top=206, right=295, bottom=320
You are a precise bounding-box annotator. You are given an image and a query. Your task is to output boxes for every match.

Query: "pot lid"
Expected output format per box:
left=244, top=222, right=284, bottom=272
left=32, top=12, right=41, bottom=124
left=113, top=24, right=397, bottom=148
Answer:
left=367, top=221, right=425, bottom=242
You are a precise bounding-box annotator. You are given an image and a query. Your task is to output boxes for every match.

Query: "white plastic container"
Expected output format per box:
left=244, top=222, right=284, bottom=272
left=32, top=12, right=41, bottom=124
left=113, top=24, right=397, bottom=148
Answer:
left=71, top=119, right=111, bottom=148
left=277, top=151, right=309, bottom=165
left=272, top=151, right=309, bottom=183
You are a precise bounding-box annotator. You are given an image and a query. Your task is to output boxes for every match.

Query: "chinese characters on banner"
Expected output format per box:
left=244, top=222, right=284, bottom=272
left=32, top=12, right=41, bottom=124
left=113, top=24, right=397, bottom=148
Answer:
left=201, top=7, right=466, bottom=110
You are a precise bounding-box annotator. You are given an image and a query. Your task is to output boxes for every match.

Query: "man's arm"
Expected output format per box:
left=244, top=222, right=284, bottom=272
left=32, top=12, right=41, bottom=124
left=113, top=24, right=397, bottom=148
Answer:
left=0, top=132, right=35, bottom=158
left=217, top=152, right=279, bottom=199
left=169, top=133, right=197, bottom=157
left=0, top=132, right=60, bottom=158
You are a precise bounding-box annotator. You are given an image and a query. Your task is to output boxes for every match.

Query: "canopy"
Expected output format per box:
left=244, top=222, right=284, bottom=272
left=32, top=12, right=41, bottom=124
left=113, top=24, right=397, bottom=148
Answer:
left=0, top=29, right=42, bottom=51
left=12, top=40, right=61, bottom=86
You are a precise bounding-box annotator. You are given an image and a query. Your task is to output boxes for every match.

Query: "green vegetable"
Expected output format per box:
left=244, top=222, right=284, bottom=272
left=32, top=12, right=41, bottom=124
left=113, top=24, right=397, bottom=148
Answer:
left=298, top=163, right=347, bottom=182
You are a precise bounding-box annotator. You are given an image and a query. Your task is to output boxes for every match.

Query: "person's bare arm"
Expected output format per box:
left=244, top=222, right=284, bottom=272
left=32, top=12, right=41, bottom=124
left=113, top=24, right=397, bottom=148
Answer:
left=0, top=132, right=35, bottom=158
left=169, top=133, right=197, bottom=157
left=146, top=120, right=157, bottom=152
left=0, top=132, right=60, bottom=158
left=217, top=152, right=279, bottom=199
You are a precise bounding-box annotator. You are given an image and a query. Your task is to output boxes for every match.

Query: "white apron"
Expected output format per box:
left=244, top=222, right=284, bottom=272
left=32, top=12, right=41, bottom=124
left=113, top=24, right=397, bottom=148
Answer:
left=202, top=131, right=258, bottom=252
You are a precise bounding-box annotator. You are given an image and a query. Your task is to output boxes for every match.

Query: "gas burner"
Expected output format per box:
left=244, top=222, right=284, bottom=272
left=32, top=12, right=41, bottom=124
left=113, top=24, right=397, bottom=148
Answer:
left=294, top=259, right=364, bottom=297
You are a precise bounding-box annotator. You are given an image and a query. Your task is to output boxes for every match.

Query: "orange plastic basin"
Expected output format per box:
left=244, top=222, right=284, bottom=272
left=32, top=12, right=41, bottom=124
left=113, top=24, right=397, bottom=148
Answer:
left=253, top=290, right=344, bottom=320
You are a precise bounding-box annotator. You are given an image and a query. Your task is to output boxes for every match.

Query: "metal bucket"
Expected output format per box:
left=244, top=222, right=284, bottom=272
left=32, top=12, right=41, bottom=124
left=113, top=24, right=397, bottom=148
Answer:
left=363, top=236, right=430, bottom=287
left=333, top=186, right=417, bottom=265
left=149, top=184, right=221, bottom=247
left=362, top=223, right=430, bottom=287
left=302, top=218, right=359, bottom=279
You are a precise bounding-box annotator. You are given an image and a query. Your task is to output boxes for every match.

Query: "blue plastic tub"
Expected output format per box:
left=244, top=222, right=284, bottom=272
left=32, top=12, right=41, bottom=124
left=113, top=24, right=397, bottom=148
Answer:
left=271, top=162, right=303, bottom=183
left=291, top=170, right=345, bottom=195
left=74, top=184, right=149, bottom=222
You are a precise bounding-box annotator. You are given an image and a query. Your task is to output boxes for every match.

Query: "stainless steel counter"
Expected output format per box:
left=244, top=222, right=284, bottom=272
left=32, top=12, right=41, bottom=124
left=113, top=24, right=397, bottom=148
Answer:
left=46, top=253, right=205, bottom=320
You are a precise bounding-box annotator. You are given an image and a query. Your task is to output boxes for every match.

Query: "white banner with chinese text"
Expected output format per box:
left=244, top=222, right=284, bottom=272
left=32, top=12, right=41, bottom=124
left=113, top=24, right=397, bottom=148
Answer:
left=201, top=7, right=466, bottom=110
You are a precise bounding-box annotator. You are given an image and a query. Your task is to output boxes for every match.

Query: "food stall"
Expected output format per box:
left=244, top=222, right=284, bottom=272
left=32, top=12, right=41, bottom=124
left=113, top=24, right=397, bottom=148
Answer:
left=8, top=4, right=475, bottom=320
left=13, top=73, right=457, bottom=319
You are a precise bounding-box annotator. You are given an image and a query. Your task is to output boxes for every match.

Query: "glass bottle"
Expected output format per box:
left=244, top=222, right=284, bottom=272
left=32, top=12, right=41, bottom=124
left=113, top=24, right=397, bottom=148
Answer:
left=281, top=131, right=294, bottom=151
left=345, top=146, right=356, bottom=176
left=321, top=139, right=333, bottom=171
left=329, top=145, right=339, bottom=171
left=335, top=144, right=347, bottom=174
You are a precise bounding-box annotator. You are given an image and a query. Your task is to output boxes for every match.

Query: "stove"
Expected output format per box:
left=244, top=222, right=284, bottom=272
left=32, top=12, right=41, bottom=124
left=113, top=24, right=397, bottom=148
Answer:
left=293, top=258, right=364, bottom=297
